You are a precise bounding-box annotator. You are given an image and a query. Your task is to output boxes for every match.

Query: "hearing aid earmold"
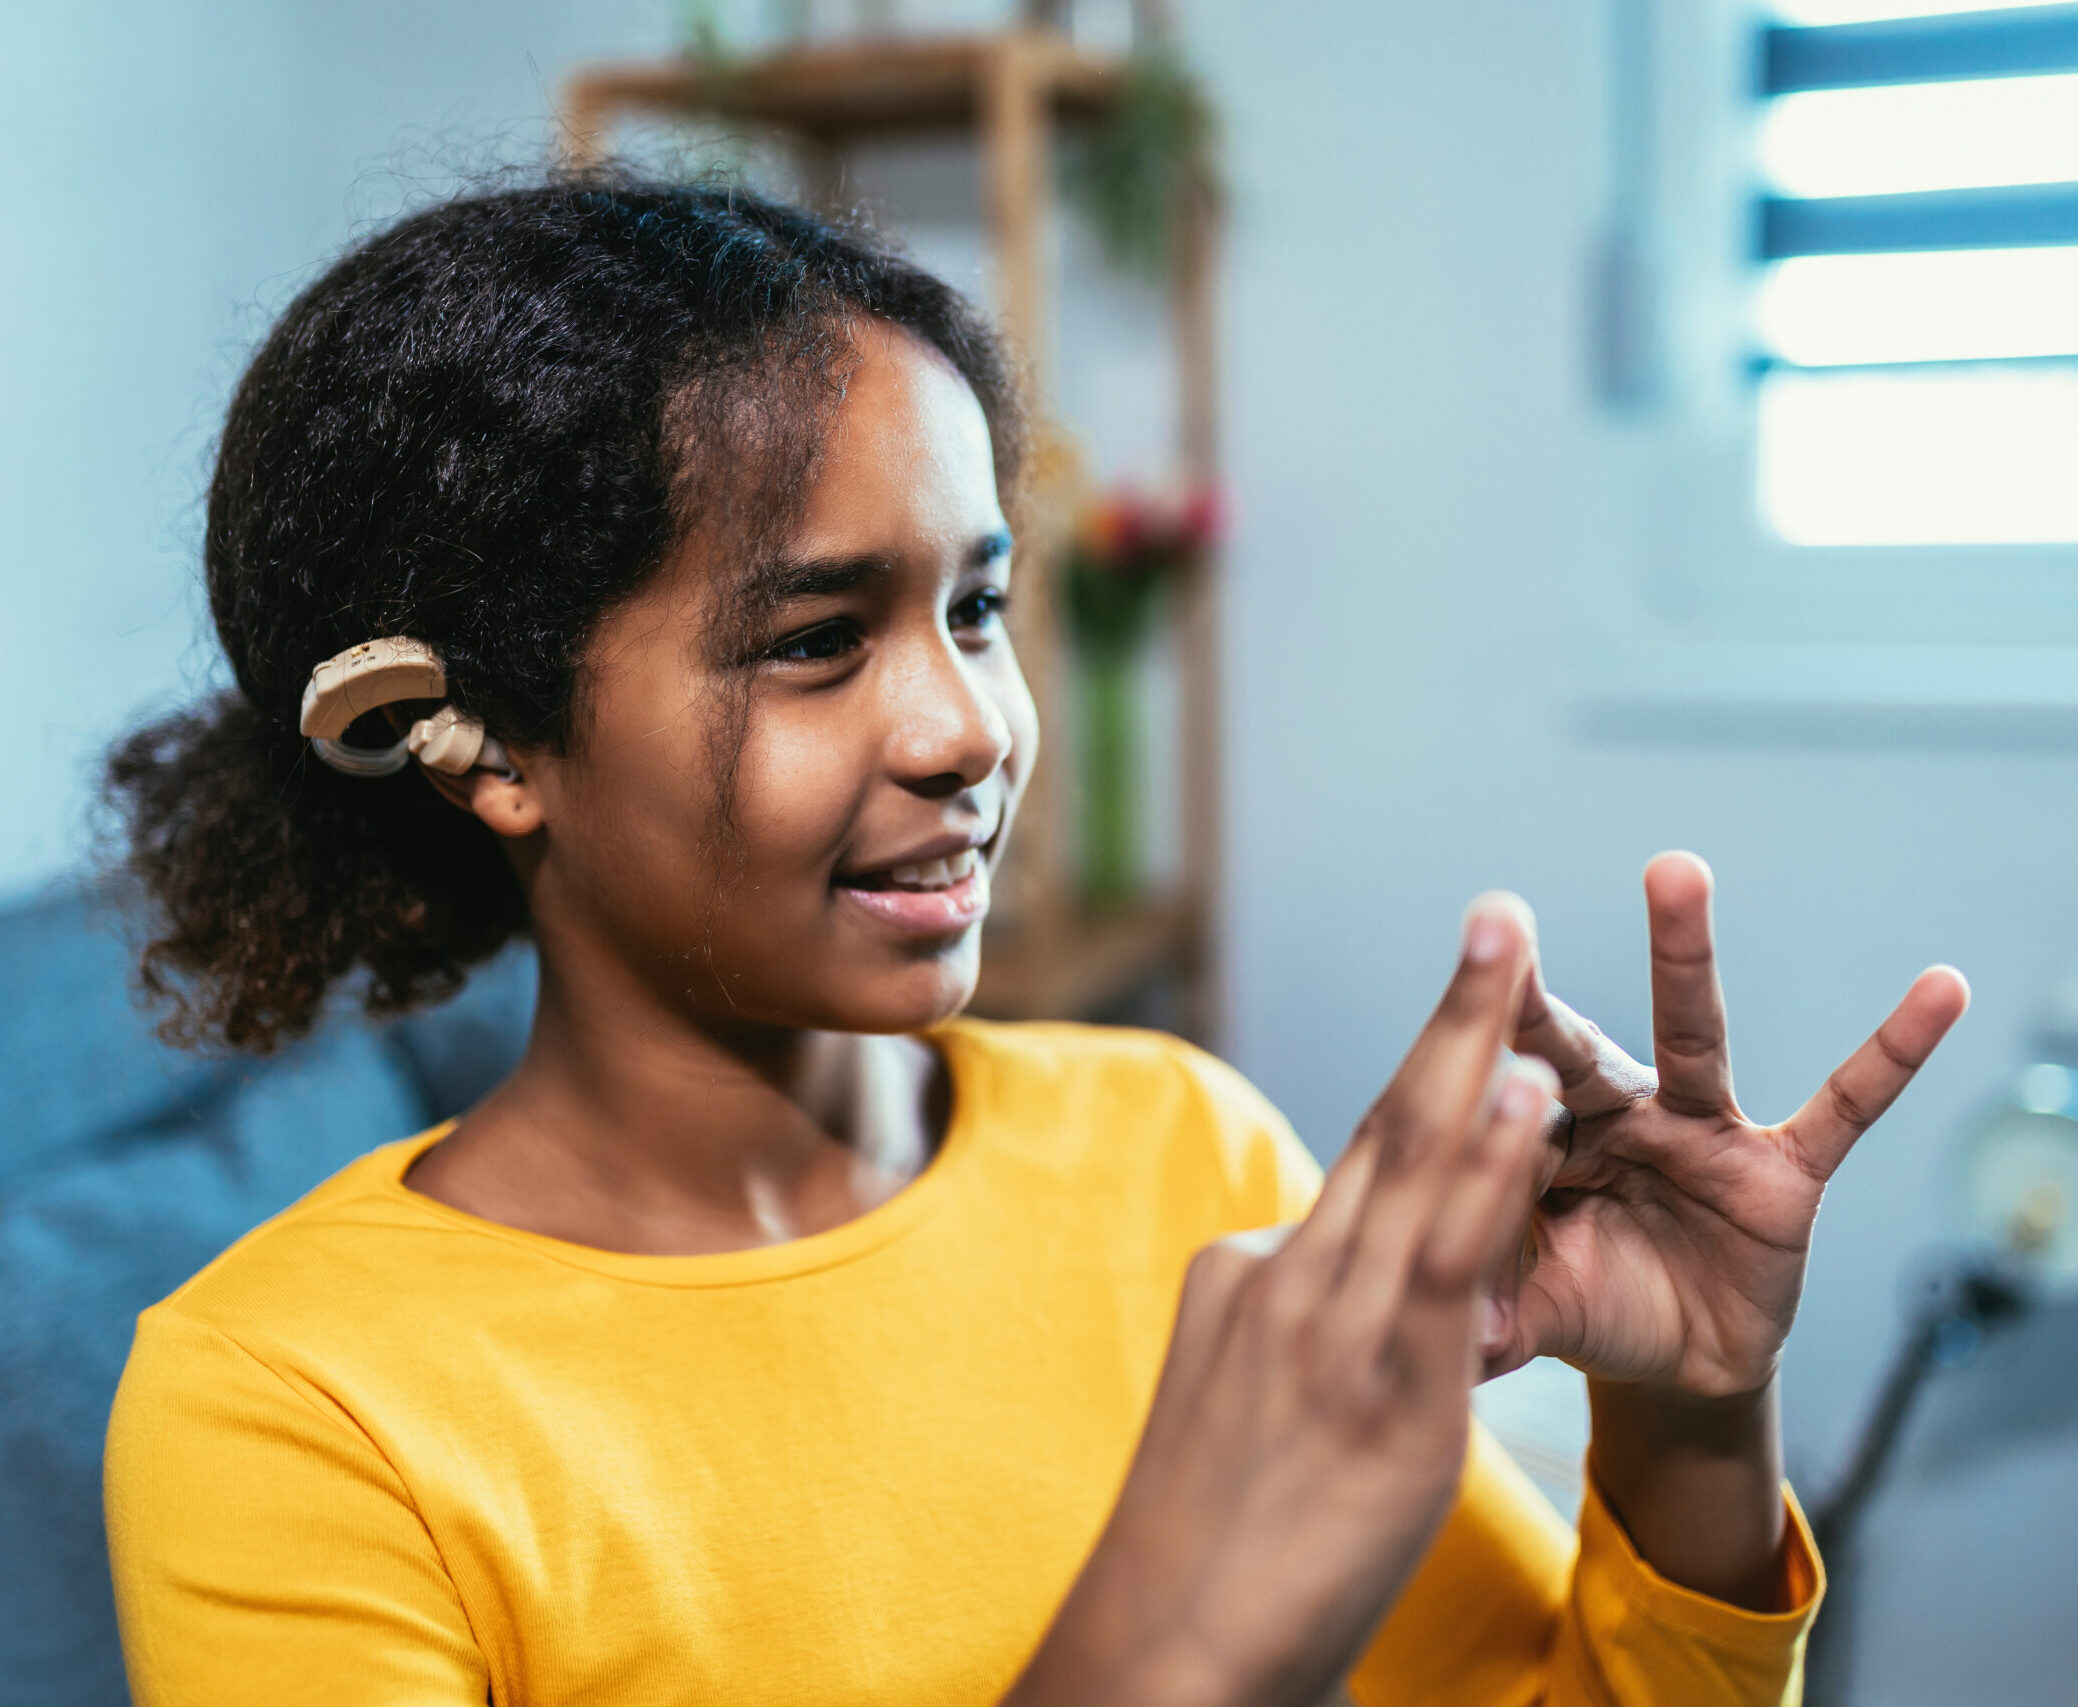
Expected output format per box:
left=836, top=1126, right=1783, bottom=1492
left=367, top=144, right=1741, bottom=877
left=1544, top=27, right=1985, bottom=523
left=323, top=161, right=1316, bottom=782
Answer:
left=299, top=637, right=514, bottom=780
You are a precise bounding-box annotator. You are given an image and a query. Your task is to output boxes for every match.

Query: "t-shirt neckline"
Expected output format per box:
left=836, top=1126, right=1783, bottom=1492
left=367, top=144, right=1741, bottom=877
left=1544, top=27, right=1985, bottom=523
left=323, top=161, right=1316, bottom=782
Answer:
left=369, top=1021, right=989, bottom=1290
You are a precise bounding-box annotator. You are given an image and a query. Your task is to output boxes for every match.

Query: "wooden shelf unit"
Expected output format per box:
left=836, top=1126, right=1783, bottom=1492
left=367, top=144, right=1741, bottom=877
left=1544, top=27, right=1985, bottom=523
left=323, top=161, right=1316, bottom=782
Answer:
left=562, top=30, right=1223, bottom=1040
left=564, top=35, right=1123, bottom=144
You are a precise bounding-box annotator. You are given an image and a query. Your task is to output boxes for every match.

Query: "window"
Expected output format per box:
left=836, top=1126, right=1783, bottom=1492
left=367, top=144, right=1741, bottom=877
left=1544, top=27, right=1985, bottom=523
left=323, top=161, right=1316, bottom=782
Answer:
left=1755, top=2, right=2078, bottom=545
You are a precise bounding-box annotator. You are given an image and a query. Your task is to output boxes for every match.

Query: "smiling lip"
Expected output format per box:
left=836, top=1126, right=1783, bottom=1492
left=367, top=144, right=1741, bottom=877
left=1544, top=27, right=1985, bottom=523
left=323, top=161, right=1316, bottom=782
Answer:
left=834, top=843, right=992, bottom=937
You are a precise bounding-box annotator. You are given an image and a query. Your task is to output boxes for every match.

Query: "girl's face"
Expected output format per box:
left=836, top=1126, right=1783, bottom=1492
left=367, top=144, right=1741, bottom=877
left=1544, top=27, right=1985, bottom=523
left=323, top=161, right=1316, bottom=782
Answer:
left=511, top=321, right=1037, bottom=1036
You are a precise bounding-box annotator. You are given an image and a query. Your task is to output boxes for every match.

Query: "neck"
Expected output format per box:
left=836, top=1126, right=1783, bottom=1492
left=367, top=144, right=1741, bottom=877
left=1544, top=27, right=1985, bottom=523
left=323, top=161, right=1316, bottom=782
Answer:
left=405, top=944, right=946, bottom=1256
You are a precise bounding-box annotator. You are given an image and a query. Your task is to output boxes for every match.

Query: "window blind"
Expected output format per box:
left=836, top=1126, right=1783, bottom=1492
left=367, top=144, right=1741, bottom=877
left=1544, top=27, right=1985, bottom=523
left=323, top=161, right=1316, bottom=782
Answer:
left=1753, top=3, right=2078, bottom=544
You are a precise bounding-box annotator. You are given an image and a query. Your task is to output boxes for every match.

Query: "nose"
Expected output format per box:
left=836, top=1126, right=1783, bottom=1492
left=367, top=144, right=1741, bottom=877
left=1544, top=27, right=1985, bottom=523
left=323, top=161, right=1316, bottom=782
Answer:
left=885, top=629, right=1014, bottom=799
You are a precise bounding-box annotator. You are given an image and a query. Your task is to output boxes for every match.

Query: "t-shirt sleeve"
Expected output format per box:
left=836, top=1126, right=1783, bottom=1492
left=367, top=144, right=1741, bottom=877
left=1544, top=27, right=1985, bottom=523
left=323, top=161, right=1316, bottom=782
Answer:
left=1345, top=1424, right=1824, bottom=1706
left=105, top=1304, right=489, bottom=1707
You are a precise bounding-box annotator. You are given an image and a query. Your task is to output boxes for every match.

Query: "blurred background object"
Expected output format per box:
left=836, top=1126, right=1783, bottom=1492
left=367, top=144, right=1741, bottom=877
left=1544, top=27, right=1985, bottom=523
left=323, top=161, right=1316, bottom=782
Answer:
left=1061, top=480, right=1223, bottom=907
left=1801, top=1003, right=2078, bottom=1703
left=10, top=0, right=2078, bottom=1702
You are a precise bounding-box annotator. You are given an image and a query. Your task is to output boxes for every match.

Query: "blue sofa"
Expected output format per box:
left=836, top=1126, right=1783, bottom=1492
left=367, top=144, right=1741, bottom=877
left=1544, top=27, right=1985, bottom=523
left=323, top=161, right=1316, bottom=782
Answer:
left=0, top=889, right=535, bottom=1706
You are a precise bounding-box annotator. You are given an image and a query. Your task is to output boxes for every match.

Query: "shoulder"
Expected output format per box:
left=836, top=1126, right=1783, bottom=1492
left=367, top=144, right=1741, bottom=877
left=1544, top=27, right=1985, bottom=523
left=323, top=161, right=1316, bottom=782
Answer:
left=939, top=1019, right=1323, bottom=1227
left=112, top=1129, right=483, bottom=1486
left=108, top=1151, right=418, bottom=1507
left=137, top=1131, right=448, bottom=1351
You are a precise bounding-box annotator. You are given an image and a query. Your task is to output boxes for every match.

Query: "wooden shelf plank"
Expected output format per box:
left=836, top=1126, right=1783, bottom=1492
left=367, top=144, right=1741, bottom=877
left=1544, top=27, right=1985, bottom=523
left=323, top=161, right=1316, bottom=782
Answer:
left=970, top=898, right=1198, bottom=1020
left=565, top=33, right=1124, bottom=144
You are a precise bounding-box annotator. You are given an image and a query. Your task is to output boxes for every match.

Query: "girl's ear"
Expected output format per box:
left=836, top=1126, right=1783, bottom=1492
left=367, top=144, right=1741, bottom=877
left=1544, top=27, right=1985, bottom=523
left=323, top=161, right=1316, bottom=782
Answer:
left=418, top=761, right=545, bottom=840
left=379, top=706, right=545, bottom=839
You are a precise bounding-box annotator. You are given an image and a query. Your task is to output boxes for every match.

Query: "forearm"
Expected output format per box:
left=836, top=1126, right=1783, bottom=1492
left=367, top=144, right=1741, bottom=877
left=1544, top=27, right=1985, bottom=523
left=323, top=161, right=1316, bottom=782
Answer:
left=1585, top=1375, right=1791, bottom=1612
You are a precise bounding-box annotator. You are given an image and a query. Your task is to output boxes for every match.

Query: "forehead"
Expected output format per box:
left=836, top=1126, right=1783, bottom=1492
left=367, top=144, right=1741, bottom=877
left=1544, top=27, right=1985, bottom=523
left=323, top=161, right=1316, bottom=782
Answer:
left=793, top=320, right=1001, bottom=546
left=577, top=322, right=1003, bottom=703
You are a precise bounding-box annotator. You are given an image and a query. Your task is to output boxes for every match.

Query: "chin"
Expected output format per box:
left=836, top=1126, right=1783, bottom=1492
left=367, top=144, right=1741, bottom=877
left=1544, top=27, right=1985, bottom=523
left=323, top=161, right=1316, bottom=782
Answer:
left=831, top=936, right=983, bottom=1034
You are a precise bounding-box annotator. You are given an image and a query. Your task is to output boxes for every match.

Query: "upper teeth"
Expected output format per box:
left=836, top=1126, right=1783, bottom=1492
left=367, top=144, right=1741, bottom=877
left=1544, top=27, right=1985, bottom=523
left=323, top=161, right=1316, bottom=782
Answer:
left=889, top=850, right=976, bottom=890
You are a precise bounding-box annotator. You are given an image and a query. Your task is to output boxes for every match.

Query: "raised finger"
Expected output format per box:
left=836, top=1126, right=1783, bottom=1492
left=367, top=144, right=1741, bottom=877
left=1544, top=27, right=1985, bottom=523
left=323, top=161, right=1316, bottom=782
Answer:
left=1278, top=1107, right=1387, bottom=1277
left=1331, top=1046, right=1529, bottom=1354
left=1417, top=1061, right=1558, bottom=1295
left=1472, top=1112, right=1570, bottom=1377
left=1327, top=897, right=1536, bottom=1301
left=1515, top=967, right=1651, bottom=1121
left=1360, top=892, right=1538, bottom=1169
left=1163, top=1237, right=1264, bottom=1392
left=1781, top=965, right=1970, bottom=1180
left=1644, top=851, right=1735, bottom=1117
left=1390, top=1063, right=1556, bottom=1378
left=1290, top=894, right=1535, bottom=1285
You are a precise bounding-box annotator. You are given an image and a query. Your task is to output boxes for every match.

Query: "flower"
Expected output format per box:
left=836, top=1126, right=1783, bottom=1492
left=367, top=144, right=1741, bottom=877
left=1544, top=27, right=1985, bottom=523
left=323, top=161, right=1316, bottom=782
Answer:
left=1063, top=481, right=1227, bottom=654
left=1071, top=482, right=1225, bottom=578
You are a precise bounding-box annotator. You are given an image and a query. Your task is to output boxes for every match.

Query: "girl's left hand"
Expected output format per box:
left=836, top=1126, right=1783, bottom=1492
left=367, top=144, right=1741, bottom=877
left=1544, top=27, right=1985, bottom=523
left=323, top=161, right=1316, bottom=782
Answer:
left=1488, top=851, right=1970, bottom=1398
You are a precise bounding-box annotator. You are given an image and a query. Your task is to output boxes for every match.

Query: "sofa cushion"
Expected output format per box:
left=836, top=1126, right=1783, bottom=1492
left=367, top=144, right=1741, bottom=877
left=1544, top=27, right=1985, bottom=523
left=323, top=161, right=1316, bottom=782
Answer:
left=0, top=890, right=534, bottom=1705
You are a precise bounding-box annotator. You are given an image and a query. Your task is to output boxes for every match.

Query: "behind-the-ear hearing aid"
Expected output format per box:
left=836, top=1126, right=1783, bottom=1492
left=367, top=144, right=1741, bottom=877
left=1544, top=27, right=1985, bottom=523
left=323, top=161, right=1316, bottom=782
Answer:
left=299, top=637, right=517, bottom=780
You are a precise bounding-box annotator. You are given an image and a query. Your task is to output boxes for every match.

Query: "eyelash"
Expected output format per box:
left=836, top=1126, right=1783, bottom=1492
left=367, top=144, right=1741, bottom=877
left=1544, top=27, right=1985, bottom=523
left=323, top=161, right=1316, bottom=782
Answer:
left=761, top=587, right=1010, bottom=666
left=953, top=587, right=1011, bottom=632
left=765, top=618, right=862, bottom=665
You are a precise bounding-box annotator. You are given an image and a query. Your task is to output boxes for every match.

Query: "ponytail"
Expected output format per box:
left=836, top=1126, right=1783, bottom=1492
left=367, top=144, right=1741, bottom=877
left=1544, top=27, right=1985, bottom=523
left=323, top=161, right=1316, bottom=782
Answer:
left=105, top=693, right=522, bottom=1052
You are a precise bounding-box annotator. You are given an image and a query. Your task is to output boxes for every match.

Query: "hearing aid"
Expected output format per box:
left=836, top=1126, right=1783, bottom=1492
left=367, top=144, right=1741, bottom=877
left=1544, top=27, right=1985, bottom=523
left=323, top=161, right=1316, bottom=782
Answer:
left=299, top=637, right=517, bottom=780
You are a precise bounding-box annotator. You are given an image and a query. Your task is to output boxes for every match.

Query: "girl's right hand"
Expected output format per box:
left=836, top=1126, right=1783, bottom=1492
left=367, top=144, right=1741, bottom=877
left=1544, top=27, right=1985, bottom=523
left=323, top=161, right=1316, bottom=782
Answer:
left=1007, top=898, right=1553, bottom=1707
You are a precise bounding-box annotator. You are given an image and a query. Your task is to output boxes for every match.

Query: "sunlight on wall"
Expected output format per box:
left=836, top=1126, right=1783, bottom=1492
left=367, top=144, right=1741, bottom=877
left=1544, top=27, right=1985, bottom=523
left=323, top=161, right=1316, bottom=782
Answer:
left=1760, top=364, right=2078, bottom=544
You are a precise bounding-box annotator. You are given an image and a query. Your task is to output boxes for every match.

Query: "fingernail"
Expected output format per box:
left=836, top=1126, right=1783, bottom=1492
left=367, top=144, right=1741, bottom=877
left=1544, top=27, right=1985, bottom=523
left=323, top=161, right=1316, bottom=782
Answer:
left=1464, top=903, right=1511, bottom=965
left=1522, top=1057, right=1561, bottom=1099
left=1479, top=1296, right=1507, bottom=1346
left=1499, top=1073, right=1541, bottom=1119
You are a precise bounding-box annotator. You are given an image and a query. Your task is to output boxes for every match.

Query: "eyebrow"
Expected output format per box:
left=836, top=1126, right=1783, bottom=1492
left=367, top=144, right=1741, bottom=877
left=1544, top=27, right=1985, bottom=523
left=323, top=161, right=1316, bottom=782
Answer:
left=971, top=527, right=1014, bottom=569
left=751, top=529, right=1014, bottom=605
left=752, top=555, right=892, bottom=606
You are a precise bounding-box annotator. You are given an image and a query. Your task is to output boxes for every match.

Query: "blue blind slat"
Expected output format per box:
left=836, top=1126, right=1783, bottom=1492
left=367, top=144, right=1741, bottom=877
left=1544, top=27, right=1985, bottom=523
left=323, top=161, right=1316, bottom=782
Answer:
left=1760, top=182, right=2078, bottom=257
left=1763, top=5, right=2078, bottom=93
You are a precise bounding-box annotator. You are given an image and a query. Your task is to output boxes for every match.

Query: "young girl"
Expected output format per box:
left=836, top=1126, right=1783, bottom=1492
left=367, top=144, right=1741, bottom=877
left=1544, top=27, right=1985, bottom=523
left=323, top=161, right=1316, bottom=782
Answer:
left=102, top=177, right=1967, bottom=1706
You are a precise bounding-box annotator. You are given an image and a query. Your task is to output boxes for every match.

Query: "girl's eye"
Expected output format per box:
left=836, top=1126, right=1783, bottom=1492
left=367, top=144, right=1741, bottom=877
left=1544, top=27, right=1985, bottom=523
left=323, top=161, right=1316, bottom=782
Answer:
left=766, top=618, right=861, bottom=665
left=952, top=588, right=1009, bottom=634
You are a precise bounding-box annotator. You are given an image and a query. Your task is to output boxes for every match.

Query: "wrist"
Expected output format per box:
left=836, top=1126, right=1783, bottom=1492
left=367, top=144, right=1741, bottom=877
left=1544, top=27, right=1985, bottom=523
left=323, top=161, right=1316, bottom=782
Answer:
left=1586, top=1370, right=1781, bottom=1452
left=1586, top=1374, right=1792, bottom=1611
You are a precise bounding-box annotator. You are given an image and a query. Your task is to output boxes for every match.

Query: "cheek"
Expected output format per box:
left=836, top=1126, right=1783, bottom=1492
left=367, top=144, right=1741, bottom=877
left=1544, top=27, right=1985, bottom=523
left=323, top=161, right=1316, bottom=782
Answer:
left=553, top=722, right=724, bottom=893
left=995, top=650, right=1042, bottom=791
left=726, top=710, right=873, bottom=876
left=543, top=673, right=737, bottom=896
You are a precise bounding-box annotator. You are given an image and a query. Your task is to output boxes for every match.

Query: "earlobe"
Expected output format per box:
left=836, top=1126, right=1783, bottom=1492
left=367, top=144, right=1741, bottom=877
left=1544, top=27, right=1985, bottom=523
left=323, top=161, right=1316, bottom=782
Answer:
left=423, top=764, right=544, bottom=839
left=365, top=687, right=541, bottom=837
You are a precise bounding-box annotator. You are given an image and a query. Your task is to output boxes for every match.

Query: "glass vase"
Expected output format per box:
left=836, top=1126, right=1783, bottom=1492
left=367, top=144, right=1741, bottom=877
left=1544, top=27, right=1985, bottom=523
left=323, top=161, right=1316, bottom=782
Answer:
left=1076, top=639, right=1140, bottom=909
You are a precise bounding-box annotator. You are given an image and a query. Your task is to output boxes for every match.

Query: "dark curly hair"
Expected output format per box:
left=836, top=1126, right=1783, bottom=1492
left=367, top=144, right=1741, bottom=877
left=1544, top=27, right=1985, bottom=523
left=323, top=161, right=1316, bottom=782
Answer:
left=105, top=172, right=1023, bottom=1053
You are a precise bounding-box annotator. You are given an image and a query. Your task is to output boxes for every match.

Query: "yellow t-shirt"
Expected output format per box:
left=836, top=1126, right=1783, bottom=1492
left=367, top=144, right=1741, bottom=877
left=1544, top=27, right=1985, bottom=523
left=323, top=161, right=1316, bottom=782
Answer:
left=105, top=1020, right=1820, bottom=1706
